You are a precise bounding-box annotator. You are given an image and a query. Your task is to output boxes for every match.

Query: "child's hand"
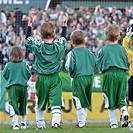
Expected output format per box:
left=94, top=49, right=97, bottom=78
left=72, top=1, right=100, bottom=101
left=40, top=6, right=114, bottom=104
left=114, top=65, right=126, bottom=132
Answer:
left=63, top=12, right=68, bottom=26
left=28, top=12, right=34, bottom=27
left=126, top=27, right=133, bottom=37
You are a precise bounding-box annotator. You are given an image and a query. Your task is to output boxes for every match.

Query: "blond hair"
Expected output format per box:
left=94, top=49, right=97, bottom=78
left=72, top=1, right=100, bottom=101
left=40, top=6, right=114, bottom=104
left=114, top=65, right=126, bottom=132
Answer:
left=105, top=24, right=120, bottom=42
left=9, top=46, right=24, bottom=62
left=40, top=22, right=56, bottom=39
left=70, top=30, right=85, bottom=45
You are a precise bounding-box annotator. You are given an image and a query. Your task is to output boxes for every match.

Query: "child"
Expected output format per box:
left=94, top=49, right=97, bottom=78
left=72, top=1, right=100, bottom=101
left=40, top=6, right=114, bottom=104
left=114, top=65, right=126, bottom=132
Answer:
left=123, top=27, right=133, bottom=130
left=65, top=30, right=97, bottom=128
left=2, top=46, right=31, bottom=130
left=98, top=24, right=129, bottom=128
left=25, top=12, right=68, bottom=129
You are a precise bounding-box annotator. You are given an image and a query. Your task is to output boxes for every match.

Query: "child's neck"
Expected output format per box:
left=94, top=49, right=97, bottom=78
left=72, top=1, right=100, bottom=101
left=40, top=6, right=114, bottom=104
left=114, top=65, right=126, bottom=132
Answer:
left=43, top=39, right=54, bottom=44
left=108, top=40, right=118, bottom=44
left=74, top=44, right=83, bottom=48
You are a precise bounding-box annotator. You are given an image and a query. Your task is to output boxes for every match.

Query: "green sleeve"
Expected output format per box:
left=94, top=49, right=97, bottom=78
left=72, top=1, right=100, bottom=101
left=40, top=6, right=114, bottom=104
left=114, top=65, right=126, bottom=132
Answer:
left=94, top=54, right=98, bottom=71
left=65, top=51, right=75, bottom=76
left=26, top=63, right=32, bottom=79
left=54, top=37, right=68, bottom=49
left=26, top=37, right=41, bottom=54
left=97, top=49, right=103, bottom=71
left=2, top=63, right=9, bottom=81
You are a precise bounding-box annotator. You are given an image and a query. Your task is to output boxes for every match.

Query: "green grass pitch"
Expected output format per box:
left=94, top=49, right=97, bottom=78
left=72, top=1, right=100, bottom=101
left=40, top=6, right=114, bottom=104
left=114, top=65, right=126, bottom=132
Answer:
left=0, top=123, right=133, bottom=133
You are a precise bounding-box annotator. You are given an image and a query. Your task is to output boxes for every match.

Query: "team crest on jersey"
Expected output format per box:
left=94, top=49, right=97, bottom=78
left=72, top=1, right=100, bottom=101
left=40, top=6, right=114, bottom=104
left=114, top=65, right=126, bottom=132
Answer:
left=54, top=37, right=65, bottom=44
left=28, top=37, right=42, bottom=45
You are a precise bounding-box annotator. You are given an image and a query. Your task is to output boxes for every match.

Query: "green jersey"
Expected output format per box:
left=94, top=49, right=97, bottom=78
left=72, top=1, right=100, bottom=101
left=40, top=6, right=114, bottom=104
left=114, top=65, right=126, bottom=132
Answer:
left=26, top=37, right=67, bottom=74
left=98, top=44, right=128, bottom=72
left=2, top=61, right=31, bottom=89
left=65, top=47, right=96, bottom=78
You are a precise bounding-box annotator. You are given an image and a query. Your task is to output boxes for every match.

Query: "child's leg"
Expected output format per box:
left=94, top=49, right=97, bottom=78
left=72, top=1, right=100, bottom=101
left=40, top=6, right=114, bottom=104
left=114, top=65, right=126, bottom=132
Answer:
left=108, top=109, right=118, bottom=128
left=84, top=108, right=87, bottom=120
left=51, top=106, right=61, bottom=127
left=12, top=114, right=19, bottom=130
left=21, top=115, right=27, bottom=129
left=76, top=108, right=86, bottom=127
left=12, top=114, right=18, bottom=126
left=19, top=87, right=28, bottom=129
left=21, top=115, right=27, bottom=124
left=36, top=109, right=45, bottom=129
left=49, top=74, right=63, bottom=127
left=8, top=86, right=20, bottom=129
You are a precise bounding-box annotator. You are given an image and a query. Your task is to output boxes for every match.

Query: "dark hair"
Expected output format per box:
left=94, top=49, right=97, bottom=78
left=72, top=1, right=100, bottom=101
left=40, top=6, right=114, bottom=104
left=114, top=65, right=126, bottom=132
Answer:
left=40, top=22, right=56, bottom=39
left=9, top=46, right=24, bottom=62
left=70, top=30, right=85, bottom=45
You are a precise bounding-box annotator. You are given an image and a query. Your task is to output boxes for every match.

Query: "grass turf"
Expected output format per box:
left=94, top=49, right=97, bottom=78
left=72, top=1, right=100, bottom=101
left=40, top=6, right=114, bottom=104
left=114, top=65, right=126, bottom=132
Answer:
left=0, top=123, right=133, bottom=133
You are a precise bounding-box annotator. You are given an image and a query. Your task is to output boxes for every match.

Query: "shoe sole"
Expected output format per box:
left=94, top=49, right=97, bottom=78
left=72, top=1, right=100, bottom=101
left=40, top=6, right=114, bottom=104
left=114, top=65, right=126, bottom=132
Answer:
left=110, top=123, right=118, bottom=128
left=13, top=128, right=19, bottom=130
left=21, top=127, right=27, bottom=129
left=75, top=124, right=86, bottom=128
left=52, top=123, right=63, bottom=129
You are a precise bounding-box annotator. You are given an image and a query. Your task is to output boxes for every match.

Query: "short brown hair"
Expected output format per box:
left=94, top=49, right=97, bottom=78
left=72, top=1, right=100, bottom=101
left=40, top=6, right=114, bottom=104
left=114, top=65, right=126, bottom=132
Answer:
left=105, top=24, right=120, bottom=42
left=70, top=30, right=85, bottom=45
left=40, top=22, right=56, bottom=39
left=9, top=46, right=24, bottom=62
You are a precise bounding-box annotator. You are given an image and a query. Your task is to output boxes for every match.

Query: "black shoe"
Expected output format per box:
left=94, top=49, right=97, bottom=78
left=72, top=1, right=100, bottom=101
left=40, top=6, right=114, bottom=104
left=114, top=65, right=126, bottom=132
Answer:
left=75, top=123, right=86, bottom=128
left=21, top=123, right=27, bottom=129
left=52, top=123, right=63, bottom=129
left=36, top=126, right=46, bottom=130
left=13, top=125, right=19, bottom=130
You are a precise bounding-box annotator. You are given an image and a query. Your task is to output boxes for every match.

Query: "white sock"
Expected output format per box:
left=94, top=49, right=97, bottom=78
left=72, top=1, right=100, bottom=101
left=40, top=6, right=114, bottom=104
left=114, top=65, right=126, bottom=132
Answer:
left=76, top=108, right=86, bottom=127
left=51, top=106, right=61, bottom=126
left=84, top=108, right=87, bottom=118
left=36, top=109, right=45, bottom=128
left=108, top=109, right=117, bottom=124
left=12, top=114, right=18, bottom=126
left=21, top=115, right=27, bottom=125
left=120, top=106, right=128, bottom=116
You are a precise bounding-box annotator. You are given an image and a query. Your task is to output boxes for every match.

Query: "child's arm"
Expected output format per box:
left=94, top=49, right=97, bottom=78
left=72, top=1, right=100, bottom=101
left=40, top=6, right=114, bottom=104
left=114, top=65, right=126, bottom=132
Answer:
left=25, top=12, right=40, bottom=53
left=61, top=12, right=68, bottom=38
left=2, top=63, right=9, bottom=81
left=26, top=63, right=32, bottom=80
left=123, top=27, right=133, bottom=61
left=25, top=26, right=32, bottom=39
left=97, top=48, right=104, bottom=72
left=65, top=51, right=75, bottom=76
left=25, top=12, right=34, bottom=39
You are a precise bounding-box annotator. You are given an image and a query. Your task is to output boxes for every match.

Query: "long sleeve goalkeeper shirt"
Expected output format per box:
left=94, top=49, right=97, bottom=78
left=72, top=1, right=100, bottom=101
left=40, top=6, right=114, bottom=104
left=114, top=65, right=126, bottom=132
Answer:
left=123, top=36, right=133, bottom=76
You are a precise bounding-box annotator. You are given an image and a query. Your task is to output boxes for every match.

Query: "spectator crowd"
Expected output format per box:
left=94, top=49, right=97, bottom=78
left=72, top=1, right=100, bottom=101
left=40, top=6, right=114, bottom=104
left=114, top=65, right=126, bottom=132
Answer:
left=0, top=4, right=133, bottom=72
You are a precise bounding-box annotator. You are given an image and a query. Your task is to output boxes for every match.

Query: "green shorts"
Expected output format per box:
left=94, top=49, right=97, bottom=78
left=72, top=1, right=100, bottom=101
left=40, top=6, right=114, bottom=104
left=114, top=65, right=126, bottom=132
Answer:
left=72, top=75, right=93, bottom=109
left=102, top=68, right=128, bottom=110
left=36, top=73, right=63, bottom=111
left=8, top=85, right=28, bottom=116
